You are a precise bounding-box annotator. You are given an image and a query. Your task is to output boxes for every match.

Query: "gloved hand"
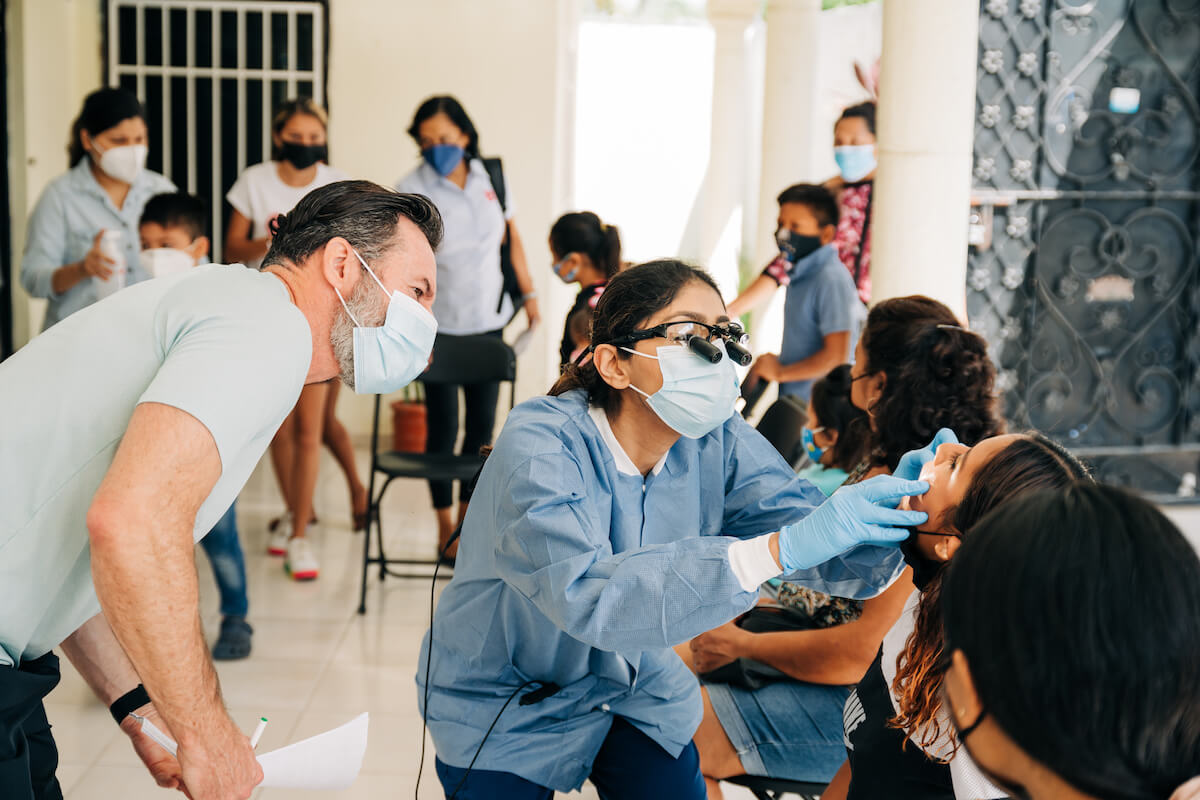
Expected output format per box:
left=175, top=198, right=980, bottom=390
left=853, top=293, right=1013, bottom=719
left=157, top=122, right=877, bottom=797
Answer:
left=777, top=475, right=930, bottom=572
left=893, top=428, right=960, bottom=483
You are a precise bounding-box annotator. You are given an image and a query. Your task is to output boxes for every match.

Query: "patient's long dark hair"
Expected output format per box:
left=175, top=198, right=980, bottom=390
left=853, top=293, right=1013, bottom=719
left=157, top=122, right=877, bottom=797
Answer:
left=943, top=484, right=1200, bottom=798
left=549, top=259, right=721, bottom=413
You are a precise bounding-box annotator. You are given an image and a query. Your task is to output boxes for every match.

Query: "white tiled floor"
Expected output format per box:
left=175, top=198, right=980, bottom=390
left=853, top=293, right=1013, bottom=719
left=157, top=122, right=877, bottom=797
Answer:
left=43, top=443, right=1200, bottom=799
left=44, top=446, right=761, bottom=799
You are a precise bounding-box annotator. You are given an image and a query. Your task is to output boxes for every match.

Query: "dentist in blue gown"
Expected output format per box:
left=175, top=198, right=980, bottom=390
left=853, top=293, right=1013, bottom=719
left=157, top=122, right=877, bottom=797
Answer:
left=420, top=259, right=932, bottom=799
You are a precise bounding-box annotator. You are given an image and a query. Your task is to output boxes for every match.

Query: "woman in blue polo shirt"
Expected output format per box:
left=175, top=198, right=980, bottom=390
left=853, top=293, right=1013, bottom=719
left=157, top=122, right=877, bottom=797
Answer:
left=21, top=87, right=175, bottom=329
left=396, top=95, right=540, bottom=559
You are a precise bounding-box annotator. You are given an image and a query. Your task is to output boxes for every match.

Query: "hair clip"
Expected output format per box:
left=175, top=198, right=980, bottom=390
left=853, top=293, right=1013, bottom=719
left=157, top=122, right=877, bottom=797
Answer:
left=936, top=324, right=967, bottom=332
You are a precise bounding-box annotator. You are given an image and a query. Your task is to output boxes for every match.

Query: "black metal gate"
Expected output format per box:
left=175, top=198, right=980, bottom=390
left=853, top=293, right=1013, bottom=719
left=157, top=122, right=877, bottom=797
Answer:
left=968, top=0, right=1200, bottom=499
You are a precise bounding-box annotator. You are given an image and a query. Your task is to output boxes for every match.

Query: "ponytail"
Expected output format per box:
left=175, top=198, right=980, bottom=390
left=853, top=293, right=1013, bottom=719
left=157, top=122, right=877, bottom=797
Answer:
left=550, top=212, right=622, bottom=279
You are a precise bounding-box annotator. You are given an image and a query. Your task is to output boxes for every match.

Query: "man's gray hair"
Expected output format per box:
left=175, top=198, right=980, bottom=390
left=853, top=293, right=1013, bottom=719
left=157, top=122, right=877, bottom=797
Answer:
left=261, top=179, right=443, bottom=268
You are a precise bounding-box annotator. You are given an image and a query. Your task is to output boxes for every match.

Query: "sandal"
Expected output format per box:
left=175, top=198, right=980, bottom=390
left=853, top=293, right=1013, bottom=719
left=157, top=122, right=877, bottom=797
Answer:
left=212, top=616, right=253, bottom=661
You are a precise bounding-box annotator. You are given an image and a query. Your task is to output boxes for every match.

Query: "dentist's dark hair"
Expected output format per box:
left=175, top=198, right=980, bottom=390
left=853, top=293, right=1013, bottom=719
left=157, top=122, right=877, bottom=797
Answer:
left=549, top=259, right=721, bottom=413
left=943, top=484, right=1200, bottom=798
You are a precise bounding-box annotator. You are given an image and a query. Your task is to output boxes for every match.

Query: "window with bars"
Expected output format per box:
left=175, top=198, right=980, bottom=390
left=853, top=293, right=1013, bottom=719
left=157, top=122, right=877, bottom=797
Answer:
left=107, top=0, right=326, bottom=258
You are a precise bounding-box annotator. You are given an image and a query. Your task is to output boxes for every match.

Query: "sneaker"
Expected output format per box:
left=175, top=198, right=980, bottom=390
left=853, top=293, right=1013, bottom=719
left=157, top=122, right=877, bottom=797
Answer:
left=285, top=536, right=319, bottom=581
left=267, top=514, right=292, bottom=556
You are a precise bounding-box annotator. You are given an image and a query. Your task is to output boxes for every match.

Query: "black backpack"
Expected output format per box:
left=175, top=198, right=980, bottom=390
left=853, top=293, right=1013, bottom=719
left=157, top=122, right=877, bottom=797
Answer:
left=481, top=157, right=523, bottom=319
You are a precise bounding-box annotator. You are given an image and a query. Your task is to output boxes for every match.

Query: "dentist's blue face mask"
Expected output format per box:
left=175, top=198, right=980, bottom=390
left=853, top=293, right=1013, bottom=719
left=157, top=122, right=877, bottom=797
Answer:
left=423, top=144, right=465, bottom=177
left=335, top=249, right=438, bottom=394
left=834, top=145, right=877, bottom=183
left=622, top=344, right=740, bottom=439
left=802, top=426, right=826, bottom=462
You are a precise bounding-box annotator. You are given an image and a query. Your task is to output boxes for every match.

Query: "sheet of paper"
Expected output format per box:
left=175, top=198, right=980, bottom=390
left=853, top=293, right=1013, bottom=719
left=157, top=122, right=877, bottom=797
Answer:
left=257, top=712, right=369, bottom=790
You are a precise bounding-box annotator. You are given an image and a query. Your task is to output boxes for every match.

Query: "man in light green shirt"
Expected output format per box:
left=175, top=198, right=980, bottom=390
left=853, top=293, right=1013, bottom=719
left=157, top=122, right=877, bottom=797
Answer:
left=0, top=181, right=440, bottom=800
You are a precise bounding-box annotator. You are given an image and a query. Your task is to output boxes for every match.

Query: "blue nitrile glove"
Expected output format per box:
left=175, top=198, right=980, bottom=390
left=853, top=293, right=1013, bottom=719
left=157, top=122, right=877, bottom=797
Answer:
left=777, top=475, right=930, bottom=571
left=893, top=428, right=960, bottom=483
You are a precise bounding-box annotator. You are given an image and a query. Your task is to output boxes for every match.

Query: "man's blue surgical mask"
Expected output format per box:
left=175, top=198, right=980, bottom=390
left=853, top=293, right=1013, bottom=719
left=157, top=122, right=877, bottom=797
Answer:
left=423, top=144, right=465, bottom=177
left=802, top=426, right=826, bottom=463
left=623, top=345, right=740, bottom=439
left=336, top=249, right=438, bottom=394
left=834, top=145, right=876, bottom=183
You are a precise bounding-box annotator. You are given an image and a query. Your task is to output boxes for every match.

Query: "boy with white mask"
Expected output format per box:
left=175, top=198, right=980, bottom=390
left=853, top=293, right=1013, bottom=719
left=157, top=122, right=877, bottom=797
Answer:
left=138, top=192, right=255, bottom=660
left=21, top=87, right=175, bottom=329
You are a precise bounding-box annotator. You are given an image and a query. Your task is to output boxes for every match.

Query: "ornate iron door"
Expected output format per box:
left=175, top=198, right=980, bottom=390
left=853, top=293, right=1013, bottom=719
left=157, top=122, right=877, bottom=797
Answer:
left=969, top=0, right=1200, bottom=498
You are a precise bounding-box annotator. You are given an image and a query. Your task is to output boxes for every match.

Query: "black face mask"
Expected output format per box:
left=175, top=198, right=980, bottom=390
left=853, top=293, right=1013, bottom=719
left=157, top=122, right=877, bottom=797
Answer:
left=775, top=229, right=823, bottom=264
left=899, top=526, right=952, bottom=591
left=951, top=707, right=1034, bottom=800
left=279, top=141, right=328, bottom=170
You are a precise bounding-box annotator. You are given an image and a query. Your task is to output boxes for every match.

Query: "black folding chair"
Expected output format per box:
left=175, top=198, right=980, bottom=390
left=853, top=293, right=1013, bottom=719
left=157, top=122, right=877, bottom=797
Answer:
left=754, top=395, right=809, bottom=470
left=724, top=774, right=825, bottom=800
left=357, top=333, right=517, bottom=614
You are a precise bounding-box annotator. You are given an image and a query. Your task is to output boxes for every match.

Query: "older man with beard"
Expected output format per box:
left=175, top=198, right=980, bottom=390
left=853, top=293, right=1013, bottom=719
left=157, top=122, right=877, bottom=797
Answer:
left=0, top=180, right=440, bottom=800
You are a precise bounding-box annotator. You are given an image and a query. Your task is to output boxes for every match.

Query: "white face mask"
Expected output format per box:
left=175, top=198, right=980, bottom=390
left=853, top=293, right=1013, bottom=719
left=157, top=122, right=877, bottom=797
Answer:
left=93, top=141, right=148, bottom=184
left=623, top=344, right=740, bottom=439
left=140, top=247, right=195, bottom=278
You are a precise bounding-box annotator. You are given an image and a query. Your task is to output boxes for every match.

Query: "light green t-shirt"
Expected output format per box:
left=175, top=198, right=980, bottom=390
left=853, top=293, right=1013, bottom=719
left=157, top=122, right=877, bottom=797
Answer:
left=0, top=264, right=311, bottom=667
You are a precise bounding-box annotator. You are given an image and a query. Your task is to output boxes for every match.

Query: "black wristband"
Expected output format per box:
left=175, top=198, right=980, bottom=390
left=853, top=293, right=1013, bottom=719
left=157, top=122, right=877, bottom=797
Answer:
left=109, top=684, right=151, bottom=724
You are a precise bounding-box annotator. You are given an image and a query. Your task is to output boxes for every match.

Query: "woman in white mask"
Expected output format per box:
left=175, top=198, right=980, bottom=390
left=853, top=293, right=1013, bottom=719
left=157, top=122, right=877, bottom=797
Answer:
left=419, top=259, right=946, bottom=800
left=20, top=87, right=175, bottom=329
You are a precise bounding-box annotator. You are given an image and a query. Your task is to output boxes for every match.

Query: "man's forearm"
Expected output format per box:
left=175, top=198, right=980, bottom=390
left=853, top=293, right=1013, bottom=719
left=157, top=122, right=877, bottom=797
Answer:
left=90, top=517, right=221, bottom=749
left=777, top=346, right=843, bottom=384
left=60, top=614, right=143, bottom=706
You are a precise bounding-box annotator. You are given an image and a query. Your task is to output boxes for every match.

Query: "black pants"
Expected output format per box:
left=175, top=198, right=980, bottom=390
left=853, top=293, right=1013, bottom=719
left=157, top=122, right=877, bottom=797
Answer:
left=425, top=331, right=504, bottom=509
left=0, top=652, right=63, bottom=800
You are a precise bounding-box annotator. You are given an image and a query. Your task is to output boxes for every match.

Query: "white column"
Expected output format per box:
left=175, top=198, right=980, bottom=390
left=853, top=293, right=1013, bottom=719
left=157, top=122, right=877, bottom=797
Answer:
left=691, top=0, right=761, bottom=300
left=871, top=0, right=979, bottom=317
left=754, top=0, right=823, bottom=268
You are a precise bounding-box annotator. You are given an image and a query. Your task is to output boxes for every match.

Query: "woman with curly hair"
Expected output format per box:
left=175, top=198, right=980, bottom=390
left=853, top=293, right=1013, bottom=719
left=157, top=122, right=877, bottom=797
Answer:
left=684, top=298, right=1007, bottom=797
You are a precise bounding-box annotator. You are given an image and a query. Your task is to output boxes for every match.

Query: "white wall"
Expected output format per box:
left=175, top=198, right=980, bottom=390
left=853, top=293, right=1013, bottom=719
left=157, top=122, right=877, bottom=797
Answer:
left=325, top=0, right=577, bottom=436
left=5, top=0, right=577, bottom=437
left=7, top=0, right=103, bottom=344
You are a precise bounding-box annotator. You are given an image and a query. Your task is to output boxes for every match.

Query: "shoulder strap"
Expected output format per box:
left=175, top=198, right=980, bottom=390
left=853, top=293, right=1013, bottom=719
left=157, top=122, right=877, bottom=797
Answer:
left=481, top=157, right=507, bottom=212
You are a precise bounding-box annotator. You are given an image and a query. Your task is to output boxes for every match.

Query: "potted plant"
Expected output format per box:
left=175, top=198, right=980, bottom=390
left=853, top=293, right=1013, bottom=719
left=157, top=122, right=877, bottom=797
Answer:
left=391, top=382, right=427, bottom=453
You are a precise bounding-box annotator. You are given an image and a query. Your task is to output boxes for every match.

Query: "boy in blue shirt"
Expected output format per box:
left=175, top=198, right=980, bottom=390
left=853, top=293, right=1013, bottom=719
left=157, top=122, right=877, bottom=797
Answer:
left=139, top=192, right=252, bottom=660
left=731, top=184, right=865, bottom=401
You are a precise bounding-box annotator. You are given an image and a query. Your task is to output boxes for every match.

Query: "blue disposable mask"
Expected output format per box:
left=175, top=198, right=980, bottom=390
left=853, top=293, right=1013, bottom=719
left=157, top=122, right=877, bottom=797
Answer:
left=423, top=144, right=465, bottom=177
left=834, top=145, right=877, bottom=182
left=802, top=427, right=826, bottom=462
left=553, top=255, right=578, bottom=283
left=336, top=249, right=438, bottom=394
left=623, top=345, right=740, bottom=439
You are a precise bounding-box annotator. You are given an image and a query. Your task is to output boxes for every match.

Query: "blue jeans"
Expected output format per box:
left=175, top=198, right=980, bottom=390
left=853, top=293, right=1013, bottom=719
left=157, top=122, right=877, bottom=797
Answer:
left=706, top=678, right=850, bottom=783
left=198, top=503, right=249, bottom=618
left=434, top=716, right=706, bottom=799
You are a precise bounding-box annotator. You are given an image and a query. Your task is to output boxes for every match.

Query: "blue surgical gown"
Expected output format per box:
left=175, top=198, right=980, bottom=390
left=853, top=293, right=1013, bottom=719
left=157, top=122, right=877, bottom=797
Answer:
left=418, top=389, right=903, bottom=791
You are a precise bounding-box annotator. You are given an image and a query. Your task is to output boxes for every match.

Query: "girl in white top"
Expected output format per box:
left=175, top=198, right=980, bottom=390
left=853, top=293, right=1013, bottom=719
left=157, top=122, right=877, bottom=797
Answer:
left=225, top=98, right=348, bottom=269
left=395, top=95, right=540, bottom=556
left=225, top=99, right=365, bottom=581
